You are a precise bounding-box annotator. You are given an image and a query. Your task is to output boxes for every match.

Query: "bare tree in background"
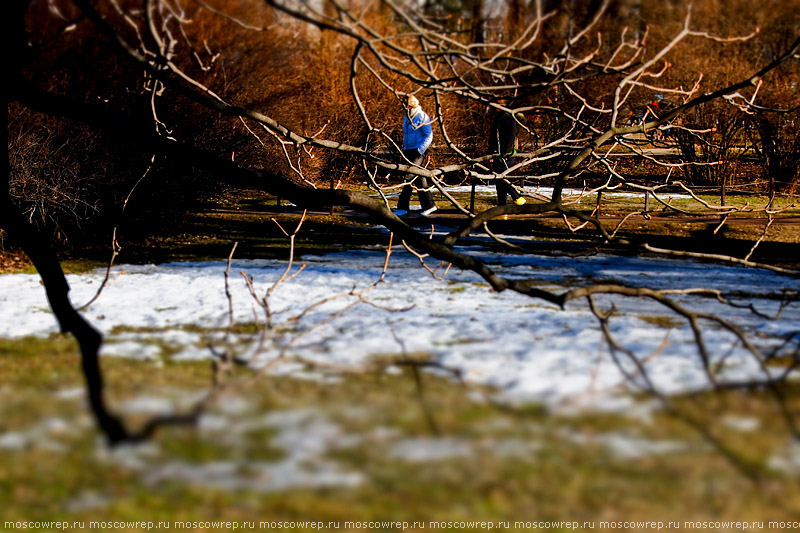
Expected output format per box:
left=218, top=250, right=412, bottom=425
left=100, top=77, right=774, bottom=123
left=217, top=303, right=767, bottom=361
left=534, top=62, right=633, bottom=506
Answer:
left=4, top=0, right=799, bottom=457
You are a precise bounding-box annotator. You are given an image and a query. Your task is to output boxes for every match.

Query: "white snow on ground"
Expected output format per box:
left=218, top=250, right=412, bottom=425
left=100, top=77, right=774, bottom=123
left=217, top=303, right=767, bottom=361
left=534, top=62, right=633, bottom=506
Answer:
left=388, top=437, right=474, bottom=462
left=0, top=416, right=76, bottom=452
left=378, top=184, right=691, bottom=205
left=444, top=184, right=693, bottom=201
left=139, top=408, right=364, bottom=492
left=0, top=248, right=798, bottom=408
left=560, top=430, right=688, bottom=459
left=768, top=439, right=800, bottom=476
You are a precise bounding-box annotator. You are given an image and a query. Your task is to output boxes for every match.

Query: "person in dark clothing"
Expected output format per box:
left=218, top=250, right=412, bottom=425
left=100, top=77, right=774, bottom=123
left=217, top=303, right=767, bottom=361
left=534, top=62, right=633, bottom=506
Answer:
left=395, top=95, right=437, bottom=216
left=490, top=102, right=526, bottom=206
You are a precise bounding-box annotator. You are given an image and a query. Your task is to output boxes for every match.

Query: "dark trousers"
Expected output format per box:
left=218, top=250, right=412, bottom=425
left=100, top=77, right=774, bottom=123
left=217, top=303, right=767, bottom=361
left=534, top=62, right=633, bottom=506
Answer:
left=493, top=157, right=522, bottom=205
left=496, top=179, right=522, bottom=206
left=397, top=149, right=435, bottom=211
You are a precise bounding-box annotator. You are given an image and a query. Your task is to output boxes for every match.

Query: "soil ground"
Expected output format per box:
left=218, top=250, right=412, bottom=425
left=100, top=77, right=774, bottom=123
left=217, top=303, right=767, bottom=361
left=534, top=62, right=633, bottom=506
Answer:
left=2, top=187, right=799, bottom=273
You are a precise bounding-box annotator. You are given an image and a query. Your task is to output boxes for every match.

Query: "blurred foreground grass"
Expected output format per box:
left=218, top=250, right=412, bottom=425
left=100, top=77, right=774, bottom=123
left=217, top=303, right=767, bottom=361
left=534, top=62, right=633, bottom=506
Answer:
left=0, top=335, right=798, bottom=530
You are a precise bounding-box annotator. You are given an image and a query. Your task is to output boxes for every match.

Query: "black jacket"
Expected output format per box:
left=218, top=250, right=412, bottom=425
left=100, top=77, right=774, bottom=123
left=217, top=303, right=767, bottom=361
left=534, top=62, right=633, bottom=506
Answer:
left=491, top=111, right=518, bottom=156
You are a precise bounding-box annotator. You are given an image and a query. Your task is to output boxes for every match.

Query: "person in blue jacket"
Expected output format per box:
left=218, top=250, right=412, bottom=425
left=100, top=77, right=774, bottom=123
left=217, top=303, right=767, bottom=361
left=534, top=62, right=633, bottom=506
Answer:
left=395, top=95, right=437, bottom=216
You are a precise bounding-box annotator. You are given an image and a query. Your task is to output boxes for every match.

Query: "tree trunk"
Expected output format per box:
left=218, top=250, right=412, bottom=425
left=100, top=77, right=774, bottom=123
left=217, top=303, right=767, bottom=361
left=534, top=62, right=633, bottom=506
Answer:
left=471, top=0, right=486, bottom=45
left=2, top=164, right=129, bottom=444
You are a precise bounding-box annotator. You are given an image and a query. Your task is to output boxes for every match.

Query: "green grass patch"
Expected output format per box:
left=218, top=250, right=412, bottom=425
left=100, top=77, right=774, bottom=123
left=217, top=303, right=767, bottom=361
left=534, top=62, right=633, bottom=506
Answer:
left=1, top=333, right=799, bottom=525
left=637, top=315, right=685, bottom=329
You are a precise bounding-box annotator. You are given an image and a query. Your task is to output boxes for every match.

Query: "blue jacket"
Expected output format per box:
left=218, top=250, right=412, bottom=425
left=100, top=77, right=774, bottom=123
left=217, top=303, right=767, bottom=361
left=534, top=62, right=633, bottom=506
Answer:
left=403, top=109, right=433, bottom=155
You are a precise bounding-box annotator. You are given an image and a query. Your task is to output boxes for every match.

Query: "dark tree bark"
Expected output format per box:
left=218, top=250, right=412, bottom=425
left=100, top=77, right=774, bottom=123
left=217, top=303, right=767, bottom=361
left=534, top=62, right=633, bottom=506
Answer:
left=4, top=0, right=128, bottom=444
left=471, top=0, right=486, bottom=45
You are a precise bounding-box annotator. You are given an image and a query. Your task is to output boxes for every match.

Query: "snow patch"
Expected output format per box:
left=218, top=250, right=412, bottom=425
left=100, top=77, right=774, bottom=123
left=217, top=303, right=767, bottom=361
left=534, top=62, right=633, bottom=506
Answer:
left=1, top=250, right=797, bottom=408
left=388, top=437, right=474, bottom=462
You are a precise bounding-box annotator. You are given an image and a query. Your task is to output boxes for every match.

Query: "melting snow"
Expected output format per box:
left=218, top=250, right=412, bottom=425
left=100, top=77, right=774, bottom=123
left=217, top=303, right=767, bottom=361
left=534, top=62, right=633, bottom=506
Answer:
left=1, top=248, right=798, bottom=408
left=141, top=408, right=364, bottom=491
left=388, top=437, right=474, bottom=462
